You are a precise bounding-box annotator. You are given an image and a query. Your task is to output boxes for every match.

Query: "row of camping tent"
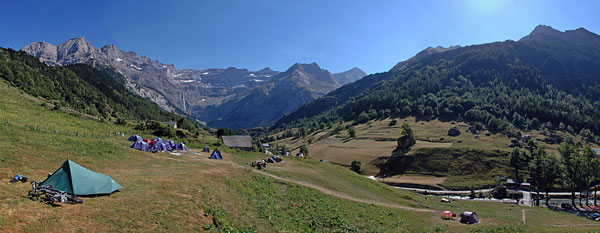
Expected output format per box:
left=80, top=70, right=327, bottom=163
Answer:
left=128, top=135, right=188, bottom=152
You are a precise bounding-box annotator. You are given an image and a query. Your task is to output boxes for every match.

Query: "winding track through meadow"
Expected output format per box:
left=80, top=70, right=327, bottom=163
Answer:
left=223, top=159, right=436, bottom=213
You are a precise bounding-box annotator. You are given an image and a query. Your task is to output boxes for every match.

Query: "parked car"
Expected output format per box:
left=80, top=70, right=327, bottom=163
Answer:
left=587, top=213, right=600, bottom=221
left=561, top=203, right=575, bottom=211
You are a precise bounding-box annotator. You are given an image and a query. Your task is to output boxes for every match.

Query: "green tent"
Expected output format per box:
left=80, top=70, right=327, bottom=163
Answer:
left=41, top=160, right=122, bottom=196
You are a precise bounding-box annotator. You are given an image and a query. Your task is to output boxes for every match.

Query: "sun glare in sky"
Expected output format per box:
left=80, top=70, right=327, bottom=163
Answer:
left=467, top=0, right=507, bottom=12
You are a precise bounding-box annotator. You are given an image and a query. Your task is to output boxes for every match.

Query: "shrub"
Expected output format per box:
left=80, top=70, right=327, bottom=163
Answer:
left=153, top=124, right=176, bottom=137
left=469, top=186, right=475, bottom=199
left=350, top=160, right=362, bottom=174
left=116, top=117, right=127, bottom=125
left=300, top=145, right=309, bottom=157
left=491, top=186, right=508, bottom=199
left=356, top=112, right=370, bottom=124
left=134, top=122, right=147, bottom=131
left=348, top=127, right=356, bottom=138
left=216, top=128, right=234, bottom=138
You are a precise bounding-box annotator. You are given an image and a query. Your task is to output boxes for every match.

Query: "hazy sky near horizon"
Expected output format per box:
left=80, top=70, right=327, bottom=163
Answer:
left=2, top=0, right=599, bottom=74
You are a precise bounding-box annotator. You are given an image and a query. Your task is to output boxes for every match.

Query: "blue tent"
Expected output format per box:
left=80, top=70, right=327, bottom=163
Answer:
left=202, top=146, right=210, bottom=152
left=150, top=142, right=166, bottom=152
left=175, top=142, right=189, bottom=151
left=128, top=134, right=142, bottom=142
left=210, top=150, right=223, bottom=159
left=152, top=137, right=163, bottom=143
left=131, top=140, right=149, bottom=151
left=164, top=140, right=175, bottom=151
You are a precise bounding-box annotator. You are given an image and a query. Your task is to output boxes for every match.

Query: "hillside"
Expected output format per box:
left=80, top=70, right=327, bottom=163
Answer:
left=273, top=25, right=600, bottom=141
left=1, top=78, right=599, bottom=232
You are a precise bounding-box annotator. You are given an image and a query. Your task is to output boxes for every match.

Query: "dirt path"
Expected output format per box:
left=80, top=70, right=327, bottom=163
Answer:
left=234, top=162, right=435, bottom=213
left=522, top=209, right=527, bottom=224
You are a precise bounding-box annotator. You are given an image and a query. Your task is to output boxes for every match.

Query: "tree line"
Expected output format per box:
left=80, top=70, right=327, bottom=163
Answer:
left=509, top=139, right=600, bottom=208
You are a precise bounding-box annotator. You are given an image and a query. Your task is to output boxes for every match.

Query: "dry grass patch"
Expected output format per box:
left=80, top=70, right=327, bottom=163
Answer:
left=378, top=174, right=447, bottom=187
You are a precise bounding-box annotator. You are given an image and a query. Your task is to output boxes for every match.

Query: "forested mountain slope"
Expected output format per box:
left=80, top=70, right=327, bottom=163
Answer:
left=0, top=47, right=190, bottom=124
left=274, top=25, right=600, bottom=140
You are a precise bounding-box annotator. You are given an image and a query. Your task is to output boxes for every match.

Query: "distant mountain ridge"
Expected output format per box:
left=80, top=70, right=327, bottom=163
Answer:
left=22, top=38, right=363, bottom=129
left=201, top=62, right=343, bottom=129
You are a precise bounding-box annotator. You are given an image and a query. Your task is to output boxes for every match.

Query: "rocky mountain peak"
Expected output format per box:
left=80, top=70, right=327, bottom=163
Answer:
left=100, top=44, right=120, bottom=57
left=520, top=25, right=600, bottom=48
left=56, top=37, right=97, bottom=64
left=332, top=67, right=366, bottom=86
left=278, top=62, right=336, bottom=87
left=287, top=62, right=322, bottom=73
left=529, top=25, right=560, bottom=36
left=22, top=41, right=58, bottom=64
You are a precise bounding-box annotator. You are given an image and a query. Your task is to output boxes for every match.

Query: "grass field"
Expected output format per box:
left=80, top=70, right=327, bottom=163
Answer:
left=2, top=80, right=600, bottom=232
left=271, top=116, right=600, bottom=190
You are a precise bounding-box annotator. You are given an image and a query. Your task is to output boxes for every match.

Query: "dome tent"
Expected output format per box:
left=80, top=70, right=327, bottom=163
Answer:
left=131, top=140, right=149, bottom=151
left=459, top=211, right=480, bottom=224
left=175, top=142, right=189, bottom=151
left=210, top=149, right=223, bottom=159
left=41, top=160, right=122, bottom=196
left=128, top=134, right=142, bottom=142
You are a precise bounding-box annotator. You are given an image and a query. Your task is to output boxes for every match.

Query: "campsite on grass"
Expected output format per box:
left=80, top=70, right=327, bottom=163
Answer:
left=3, top=1, right=600, bottom=231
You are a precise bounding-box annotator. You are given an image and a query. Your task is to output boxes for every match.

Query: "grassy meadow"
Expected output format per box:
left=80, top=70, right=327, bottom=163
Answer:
left=1, top=80, right=600, bottom=232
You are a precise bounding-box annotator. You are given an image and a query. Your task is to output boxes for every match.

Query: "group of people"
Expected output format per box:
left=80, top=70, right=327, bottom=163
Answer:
left=251, top=159, right=268, bottom=170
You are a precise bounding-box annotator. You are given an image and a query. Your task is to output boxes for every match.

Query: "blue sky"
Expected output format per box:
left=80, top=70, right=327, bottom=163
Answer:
left=1, top=0, right=598, bottom=74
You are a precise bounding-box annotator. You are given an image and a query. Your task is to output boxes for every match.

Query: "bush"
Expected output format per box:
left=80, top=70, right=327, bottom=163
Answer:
left=216, top=128, right=234, bottom=138
left=331, top=125, right=344, bottom=135
left=300, top=145, right=309, bottom=157
left=368, top=109, right=378, bottom=119
left=153, top=124, right=176, bottom=137
left=491, top=186, right=508, bottom=199
left=356, top=112, right=370, bottom=124
left=348, top=127, right=356, bottom=138
left=508, top=191, right=523, bottom=200
left=145, top=120, right=162, bottom=130
left=350, top=160, right=362, bottom=174
left=389, top=120, right=397, bottom=126
left=469, top=186, right=475, bottom=199
left=134, top=122, right=147, bottom=131
left=116, top=117, right=127, bottom=125
left=176, top=129, right=192, bottom=138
